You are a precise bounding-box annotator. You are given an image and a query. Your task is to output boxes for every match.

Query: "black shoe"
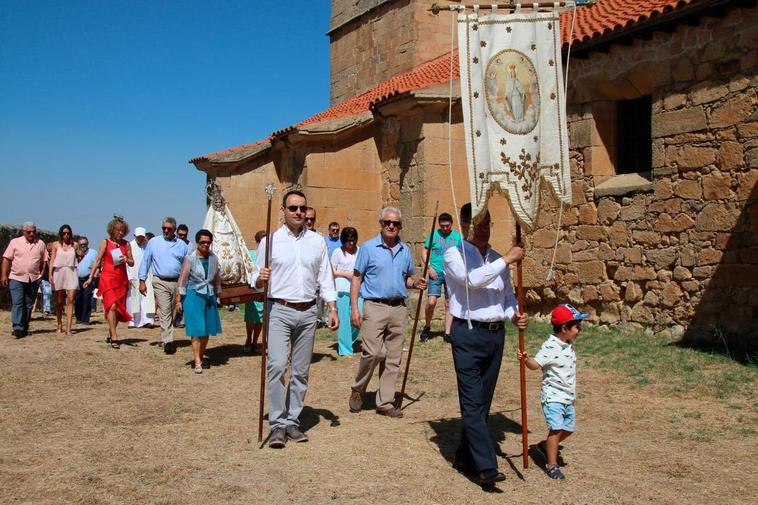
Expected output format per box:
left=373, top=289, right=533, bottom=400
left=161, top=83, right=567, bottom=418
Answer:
left=478, top=469, right=506, bottom=485
left=419, top=326, right=431, bottom=342
left=443, top=333, right=452, bottom=344
left=163, top=342, right=176, bottom=355
left=12, top=330, right=25, bottom=339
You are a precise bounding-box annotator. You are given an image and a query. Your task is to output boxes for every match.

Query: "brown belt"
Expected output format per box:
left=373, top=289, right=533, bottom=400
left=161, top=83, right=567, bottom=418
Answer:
left=269, top=298, right=317, bottom=311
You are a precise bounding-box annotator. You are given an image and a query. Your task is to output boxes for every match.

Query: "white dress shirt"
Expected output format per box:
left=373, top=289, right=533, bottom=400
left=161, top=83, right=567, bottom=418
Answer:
left=443, top=241, right=519, bottom=322
left=251, top=225, right=336, bottom=303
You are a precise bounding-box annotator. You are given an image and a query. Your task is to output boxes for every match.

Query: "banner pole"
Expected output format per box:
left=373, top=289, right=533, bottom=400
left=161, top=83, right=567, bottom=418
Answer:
left=257, top=184, right=275, bottom=447
left=515, top=223, right=529, bottom=468
left=398, top=201, right=439, bottom=409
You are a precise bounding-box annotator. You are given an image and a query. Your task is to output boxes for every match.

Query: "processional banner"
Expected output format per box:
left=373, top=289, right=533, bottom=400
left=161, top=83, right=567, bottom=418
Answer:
left=458, top=8, right=571, bottom=229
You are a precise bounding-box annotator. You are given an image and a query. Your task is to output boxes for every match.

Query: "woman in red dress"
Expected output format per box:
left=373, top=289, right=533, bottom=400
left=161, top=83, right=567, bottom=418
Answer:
left=85, top=217, right=134, bottom=348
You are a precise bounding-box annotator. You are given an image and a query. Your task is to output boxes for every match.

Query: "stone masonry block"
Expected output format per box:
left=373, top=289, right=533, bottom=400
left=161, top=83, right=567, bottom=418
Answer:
left=652, top=107, right=707, bottom=138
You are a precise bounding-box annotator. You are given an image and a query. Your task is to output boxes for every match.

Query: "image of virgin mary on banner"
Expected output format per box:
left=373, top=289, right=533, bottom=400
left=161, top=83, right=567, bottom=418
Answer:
left=458, top=8, right=571, bottom=229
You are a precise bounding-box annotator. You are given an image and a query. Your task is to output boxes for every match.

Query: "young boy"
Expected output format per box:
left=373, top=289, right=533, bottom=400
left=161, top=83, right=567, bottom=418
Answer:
left=518, top=303, right=589, bottom=480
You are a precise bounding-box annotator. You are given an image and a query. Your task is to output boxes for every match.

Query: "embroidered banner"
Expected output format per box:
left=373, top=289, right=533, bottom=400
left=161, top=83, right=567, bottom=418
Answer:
left=458, top=8, right=571, bottom=229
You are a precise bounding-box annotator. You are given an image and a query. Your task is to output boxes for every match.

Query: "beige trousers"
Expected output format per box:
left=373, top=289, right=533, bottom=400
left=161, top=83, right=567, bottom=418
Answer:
left=351, top=300, right=406, bottom=411
left=152, top=278, right=177, bottom=344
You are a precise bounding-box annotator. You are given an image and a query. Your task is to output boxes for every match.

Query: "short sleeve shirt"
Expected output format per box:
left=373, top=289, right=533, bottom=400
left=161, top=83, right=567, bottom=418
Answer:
left=2, top=237, right=48, bottom=282
left=354, top=234, right=415, bottom=300
left=424, top=229, right=461, bottom=274
left=534, top=335, right=576, bottom=404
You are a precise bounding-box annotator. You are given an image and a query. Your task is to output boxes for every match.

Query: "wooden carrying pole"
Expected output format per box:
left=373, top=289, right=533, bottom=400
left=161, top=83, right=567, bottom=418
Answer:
left=398, top=201, right=439, bottom=409
left=515, top=223, right=529, bottom=468
left=429, top=1, right=574, bottom=14
left=257, top=184, right=276, bottom=446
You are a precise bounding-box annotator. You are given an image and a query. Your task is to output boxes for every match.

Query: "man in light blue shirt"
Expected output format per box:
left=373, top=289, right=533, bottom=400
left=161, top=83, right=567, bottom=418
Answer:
left=348, top=206, right=426, bottom=418
left=325, top=222, right=342, bottom=259
left=74, top=236, right=98, bottom=324
left=139, top=217, right=188, bottom=354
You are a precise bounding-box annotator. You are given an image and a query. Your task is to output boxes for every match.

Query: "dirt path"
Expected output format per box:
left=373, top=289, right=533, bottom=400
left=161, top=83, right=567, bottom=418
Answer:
left=0, top=310, right=755, bottom=505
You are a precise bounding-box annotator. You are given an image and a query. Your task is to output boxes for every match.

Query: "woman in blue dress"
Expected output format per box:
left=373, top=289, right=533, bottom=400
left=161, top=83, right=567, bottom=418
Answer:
left=175, top=229, right=222, bottom=374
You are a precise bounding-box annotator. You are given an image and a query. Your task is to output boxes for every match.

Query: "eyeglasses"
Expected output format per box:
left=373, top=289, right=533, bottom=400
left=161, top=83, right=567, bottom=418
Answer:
left=80, top=243, right=88, bottom=247
left=23, top=230, right=35, bottom=234
left=162, top=226, right=174, bottom=231
left=287, top=205, right=308, bottom=213
left=197, top=240, right=212, bottom=245
left=61, top=231, right=71, bottom=236
left=382, top=220, right=402, bottom=228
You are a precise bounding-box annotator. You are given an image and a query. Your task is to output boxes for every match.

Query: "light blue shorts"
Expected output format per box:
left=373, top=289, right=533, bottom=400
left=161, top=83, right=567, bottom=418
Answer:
left=542, top=402, right=576, bottom=432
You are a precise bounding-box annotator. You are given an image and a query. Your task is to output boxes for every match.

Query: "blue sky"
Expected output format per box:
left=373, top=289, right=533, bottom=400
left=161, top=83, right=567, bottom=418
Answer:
left=0, top=0, right=330, bottom=241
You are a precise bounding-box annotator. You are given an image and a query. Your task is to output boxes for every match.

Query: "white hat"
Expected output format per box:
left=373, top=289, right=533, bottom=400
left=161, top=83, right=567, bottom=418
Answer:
left=134, top=227, right=146, bottom=237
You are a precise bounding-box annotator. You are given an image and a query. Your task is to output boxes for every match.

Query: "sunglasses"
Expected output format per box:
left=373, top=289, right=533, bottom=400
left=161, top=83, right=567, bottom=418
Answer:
left=162, top=226, right=174, bottom=231
left=61, top=231, right=71, bottom=236
left=287, top=205, right=308, bottom=213
left=382, top=220, right=402, bottom=227
left=304, top=217, right=316, bottom=222
left=197, top=240, right=212, bottom=245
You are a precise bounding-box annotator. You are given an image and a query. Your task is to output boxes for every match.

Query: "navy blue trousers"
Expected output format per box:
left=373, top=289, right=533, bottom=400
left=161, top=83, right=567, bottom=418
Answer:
left=75, top=276, right=97, bottom=323
left=450, top=317, right=505, bottom=472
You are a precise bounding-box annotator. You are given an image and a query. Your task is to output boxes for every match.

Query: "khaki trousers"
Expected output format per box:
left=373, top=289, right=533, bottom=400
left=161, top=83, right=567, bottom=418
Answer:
left=152, top=278, right=177, bottom=343
left=351, top=300, right=406, bottom=411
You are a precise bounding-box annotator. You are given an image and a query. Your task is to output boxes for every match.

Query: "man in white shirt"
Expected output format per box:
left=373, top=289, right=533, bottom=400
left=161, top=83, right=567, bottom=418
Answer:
left=443, top=203, right=529, bottom=486
left=254, top=190, right=339, bottom=449
left=127, top=227, right=155, bottom=328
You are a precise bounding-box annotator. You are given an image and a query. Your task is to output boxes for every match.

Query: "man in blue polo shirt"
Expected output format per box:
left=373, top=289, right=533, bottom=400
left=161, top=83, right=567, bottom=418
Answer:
left=139, top=217, right=188, bottom=354
left=74, top=236, right=98, bottom=324
left=348, top=206, right=426, bottom=418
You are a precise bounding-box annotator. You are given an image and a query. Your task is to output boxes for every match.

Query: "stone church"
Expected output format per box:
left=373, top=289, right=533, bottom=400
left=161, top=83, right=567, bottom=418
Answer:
left=190, top=0, right=758, bottom=355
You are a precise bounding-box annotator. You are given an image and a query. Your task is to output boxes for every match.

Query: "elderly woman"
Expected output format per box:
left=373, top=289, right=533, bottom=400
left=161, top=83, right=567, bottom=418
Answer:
left=50, top=224, right=79, bottom=335
left=85, top=217, right=134, bottom=348
left=331, top=226, right=362, bottom=356
left=176, top=229, right=222, bottom=374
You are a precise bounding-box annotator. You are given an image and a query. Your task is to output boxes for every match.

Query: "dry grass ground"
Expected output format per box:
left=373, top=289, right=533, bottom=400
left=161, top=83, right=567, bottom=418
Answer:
left=0, top=307, right=756, bottom=505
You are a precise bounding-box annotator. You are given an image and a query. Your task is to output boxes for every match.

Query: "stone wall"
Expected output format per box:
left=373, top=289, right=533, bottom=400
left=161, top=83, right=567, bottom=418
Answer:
left=328, top=0, right=461, bottom=105
left=521, top=5, right=758, bottom=354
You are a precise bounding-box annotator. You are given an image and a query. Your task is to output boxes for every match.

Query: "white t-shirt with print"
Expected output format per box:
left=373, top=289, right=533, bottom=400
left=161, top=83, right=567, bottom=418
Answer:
left=534, top=335, right=576, bottom=405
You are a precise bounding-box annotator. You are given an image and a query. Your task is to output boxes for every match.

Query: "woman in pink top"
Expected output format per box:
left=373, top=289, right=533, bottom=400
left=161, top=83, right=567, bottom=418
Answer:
left=50, top=224, right=78, bottom=335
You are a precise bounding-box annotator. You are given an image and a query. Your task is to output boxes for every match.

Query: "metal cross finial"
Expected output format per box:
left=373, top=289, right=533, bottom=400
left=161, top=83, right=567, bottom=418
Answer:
left=265, top=183, right=276, bottom=201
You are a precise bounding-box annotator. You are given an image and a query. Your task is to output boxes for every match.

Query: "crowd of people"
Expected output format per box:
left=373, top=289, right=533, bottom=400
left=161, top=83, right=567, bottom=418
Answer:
left=1, top=195, right=589, bottom=485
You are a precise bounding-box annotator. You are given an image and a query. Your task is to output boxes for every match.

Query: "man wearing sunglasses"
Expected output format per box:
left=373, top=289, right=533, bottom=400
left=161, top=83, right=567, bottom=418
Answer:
left=2, top=222, right=49, bottom=338
left=348, top=207, right=427, bottom=419
left=139, top=217, right=188, bottom=354
left=253, top=190, right=338, bottom=448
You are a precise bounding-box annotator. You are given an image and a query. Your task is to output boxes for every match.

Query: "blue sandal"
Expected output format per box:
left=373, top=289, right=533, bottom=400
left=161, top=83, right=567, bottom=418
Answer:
left=547, top=464, right=565, bottom=480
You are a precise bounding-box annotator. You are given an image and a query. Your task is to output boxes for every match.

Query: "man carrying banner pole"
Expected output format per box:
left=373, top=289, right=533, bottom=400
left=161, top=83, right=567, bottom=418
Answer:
left=444, top=203, right=528, bottom=485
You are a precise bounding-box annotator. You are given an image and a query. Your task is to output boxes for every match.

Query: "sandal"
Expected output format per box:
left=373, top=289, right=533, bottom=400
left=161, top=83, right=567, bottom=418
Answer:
left=546, top=464, right=565, bottom=480
left=111, top=340, right=120, bottom=349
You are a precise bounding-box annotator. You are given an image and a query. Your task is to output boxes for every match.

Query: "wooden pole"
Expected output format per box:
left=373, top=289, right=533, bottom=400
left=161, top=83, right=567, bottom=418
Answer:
left=258, top=183, right=276, bottom=446
left=398, top=201, right=439, bottom=409
left=515, top=223, right=529, bottom=468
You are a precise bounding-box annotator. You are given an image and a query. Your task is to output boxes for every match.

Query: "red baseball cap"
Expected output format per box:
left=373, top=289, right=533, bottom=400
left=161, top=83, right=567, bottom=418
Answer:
left=551, top=304, right=591, bottom=325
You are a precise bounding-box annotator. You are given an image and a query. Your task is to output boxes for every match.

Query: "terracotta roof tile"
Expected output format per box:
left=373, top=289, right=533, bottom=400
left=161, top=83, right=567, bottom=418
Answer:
left=193, top=0, right=697, bottom=163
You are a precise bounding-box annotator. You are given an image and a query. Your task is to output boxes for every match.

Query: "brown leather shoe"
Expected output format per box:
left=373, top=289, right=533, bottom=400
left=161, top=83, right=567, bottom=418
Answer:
left=285, top=426, right=308, bottom=443
left=376, top=406, right=403, bottom=418
left=268, top=427, right=287, bottom=449
left=349, top=390, right=363, bottom=413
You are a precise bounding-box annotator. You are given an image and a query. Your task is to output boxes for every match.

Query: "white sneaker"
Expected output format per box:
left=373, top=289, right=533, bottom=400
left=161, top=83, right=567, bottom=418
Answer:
left=194, top=364, right=203, bottom=374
